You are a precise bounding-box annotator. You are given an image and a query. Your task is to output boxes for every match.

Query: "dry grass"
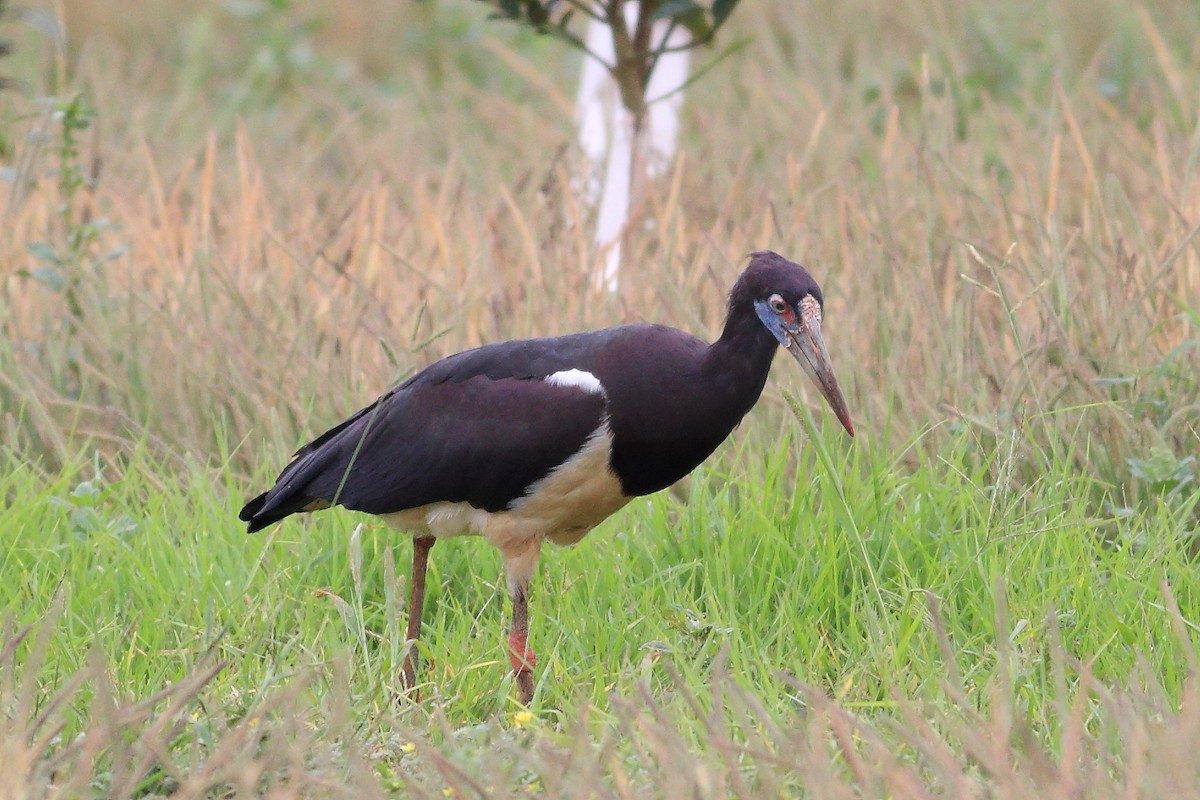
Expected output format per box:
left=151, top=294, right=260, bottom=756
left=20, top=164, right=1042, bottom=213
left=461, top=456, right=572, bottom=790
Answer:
left=6, top=592, right=1200, bottom=798
left=1, top=0, right=1196, bottom=490
left=1, top=607, right=382, bottom=799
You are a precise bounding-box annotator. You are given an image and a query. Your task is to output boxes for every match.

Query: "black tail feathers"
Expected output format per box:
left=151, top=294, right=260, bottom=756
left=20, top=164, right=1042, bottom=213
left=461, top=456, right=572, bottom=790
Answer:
left=239, top=491, right=273, bottom=532
left=240, top=488, right=329, bottom=533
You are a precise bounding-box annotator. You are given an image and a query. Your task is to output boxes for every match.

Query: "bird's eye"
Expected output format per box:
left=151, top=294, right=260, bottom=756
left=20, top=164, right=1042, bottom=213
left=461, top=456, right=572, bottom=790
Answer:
left=767, top=294, right=788, bottom=314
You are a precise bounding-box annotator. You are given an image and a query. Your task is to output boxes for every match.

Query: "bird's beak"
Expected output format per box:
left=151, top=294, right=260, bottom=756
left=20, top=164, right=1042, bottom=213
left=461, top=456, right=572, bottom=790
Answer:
left=753, top=297, right=854, bottom=437
left=782, top=312, right=854, bottom=437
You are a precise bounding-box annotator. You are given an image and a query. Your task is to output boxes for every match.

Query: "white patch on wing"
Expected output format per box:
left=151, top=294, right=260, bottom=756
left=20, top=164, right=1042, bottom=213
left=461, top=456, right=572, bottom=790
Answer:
left=545, top=368, right=605, bottom=396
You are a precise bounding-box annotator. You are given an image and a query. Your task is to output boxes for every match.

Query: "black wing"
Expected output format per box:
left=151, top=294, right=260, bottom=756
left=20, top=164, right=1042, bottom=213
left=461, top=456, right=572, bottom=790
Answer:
left=240, top=340, right=612, bottom=532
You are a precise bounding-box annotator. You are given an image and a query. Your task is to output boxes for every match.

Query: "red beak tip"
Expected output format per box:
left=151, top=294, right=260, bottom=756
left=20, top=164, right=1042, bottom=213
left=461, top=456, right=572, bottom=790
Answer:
left=839, top=415, right=855, bottom=438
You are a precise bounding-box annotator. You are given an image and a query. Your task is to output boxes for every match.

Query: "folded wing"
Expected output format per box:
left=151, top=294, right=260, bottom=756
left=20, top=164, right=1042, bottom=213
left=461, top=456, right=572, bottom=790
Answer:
left=240, top=372, right=609, bottom=532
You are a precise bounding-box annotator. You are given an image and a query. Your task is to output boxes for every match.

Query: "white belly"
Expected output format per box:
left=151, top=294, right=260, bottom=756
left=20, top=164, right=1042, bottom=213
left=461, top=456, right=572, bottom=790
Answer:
left=381, top=421, right=629, bottom=553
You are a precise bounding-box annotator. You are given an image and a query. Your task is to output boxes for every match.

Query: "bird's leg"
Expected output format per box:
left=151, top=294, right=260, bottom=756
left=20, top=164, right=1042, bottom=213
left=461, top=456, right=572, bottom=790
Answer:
left=508, top=581, right=537, bottom=704
left=400, top=536, right=436, bottom=698
left=508, top=582, right=537, bottom=705
left=504, top=545, right=541, bottom=705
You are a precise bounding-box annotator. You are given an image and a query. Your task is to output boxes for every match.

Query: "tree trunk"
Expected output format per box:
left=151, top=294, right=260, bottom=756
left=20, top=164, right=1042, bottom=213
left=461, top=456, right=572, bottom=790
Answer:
left=576, top=2, right=690, bottom=292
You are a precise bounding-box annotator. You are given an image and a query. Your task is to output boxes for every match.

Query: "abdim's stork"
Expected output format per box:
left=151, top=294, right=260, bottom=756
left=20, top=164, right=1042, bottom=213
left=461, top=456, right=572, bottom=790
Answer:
left=239, top=251, right=853, bottom=704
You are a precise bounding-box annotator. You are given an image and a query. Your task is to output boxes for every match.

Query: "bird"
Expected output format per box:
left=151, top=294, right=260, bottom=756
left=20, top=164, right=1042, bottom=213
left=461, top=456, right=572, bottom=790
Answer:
left=239, top=250, right=853, bottom=705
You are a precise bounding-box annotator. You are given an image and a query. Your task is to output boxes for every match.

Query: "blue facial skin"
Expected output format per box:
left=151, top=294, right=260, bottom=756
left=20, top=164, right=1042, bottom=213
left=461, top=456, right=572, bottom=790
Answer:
left=753, top=298, right=804, bottom=347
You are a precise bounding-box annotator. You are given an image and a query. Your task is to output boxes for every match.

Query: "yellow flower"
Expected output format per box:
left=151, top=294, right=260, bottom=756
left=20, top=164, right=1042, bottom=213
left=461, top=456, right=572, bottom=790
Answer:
left=442, top=788, right=455, bottom=798
left=399, top=742, right=416, bottom=754
left=512, top=710, right=535, bottom=728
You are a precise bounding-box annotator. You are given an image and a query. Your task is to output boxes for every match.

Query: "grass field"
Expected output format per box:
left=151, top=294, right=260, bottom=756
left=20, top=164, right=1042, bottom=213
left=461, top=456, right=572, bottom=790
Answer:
left=2, top=0, right=1200, bottom=796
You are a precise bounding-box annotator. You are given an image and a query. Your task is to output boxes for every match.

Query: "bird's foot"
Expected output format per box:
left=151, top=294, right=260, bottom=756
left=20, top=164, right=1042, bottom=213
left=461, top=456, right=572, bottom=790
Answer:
left=507, top=631, right=537, bottom=705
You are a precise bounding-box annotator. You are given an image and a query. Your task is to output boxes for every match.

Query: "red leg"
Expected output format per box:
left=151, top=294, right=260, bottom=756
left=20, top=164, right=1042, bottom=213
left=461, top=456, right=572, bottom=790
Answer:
left=508, top=582, right=536, bottom=705
left=400, top=536, right=436, bottom=699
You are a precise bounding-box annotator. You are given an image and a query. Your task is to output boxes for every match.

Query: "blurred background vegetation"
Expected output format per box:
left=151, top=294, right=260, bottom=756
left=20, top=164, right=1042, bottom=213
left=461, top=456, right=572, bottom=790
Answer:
left=1, top=0, right=1196, bottom=512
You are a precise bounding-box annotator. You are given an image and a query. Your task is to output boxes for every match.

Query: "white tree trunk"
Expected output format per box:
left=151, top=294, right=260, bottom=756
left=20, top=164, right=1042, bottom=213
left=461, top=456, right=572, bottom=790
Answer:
left=575, top=4, right=691, bottom=292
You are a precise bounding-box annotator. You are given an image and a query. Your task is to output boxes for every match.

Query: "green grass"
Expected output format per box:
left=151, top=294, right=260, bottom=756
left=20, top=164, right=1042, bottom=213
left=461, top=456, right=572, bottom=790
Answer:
left=4, top=404, right=1198, bottom=794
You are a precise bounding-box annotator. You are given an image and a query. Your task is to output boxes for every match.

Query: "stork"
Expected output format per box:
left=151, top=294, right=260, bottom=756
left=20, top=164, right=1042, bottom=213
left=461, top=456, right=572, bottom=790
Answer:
left=239, top=251, right=854, bottom=704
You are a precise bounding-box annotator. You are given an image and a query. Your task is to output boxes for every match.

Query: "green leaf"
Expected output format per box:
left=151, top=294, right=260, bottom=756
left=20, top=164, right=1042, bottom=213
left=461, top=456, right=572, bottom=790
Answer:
left=650, top=0, right=701, bottom=21
left=650, top=0, right=710, bottom=41
left=70, top=480, right=103, bottom=504
left=682, top=12, right=712, bottom=41
left=27, top=241, right=60, bottom=265
left=29, top=266, right=66, bottom=291
left=712, top=0, right=739, bottom=26
left=1128, top=452, right=1196, bottom=497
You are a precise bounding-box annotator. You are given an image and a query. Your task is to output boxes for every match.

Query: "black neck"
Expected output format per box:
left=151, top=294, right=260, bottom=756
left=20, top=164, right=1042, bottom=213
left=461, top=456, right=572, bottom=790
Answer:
left=704, top=305, right=780, bottom=414
left=605, top=308, right=780, bottom=498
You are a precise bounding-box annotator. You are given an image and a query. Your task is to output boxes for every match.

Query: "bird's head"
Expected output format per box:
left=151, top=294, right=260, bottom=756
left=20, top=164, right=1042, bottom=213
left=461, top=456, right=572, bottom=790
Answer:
left=738, top=251, right=854, bottom=437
